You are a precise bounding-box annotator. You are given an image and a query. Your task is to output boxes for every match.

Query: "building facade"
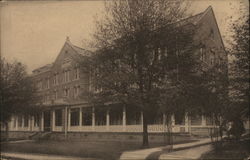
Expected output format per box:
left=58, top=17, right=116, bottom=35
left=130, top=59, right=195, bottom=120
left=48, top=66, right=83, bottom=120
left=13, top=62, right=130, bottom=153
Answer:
left=2, top=6, right=229, bottom=138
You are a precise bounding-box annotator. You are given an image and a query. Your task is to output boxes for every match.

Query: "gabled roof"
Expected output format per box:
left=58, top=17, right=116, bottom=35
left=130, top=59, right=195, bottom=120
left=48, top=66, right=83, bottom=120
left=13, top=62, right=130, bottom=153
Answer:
left=32, top=37, right=92, bottom=74
left=175, top=6, right=212, bottom=26
left=32, top=63, right=53, bottom=74
left=65, top=37, right=92, bottom=57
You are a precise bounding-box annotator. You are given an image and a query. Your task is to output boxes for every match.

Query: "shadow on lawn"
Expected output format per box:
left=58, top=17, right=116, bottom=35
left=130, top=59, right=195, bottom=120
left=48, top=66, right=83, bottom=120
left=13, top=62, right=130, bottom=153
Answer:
left=200, top=139, right=250, bottom=160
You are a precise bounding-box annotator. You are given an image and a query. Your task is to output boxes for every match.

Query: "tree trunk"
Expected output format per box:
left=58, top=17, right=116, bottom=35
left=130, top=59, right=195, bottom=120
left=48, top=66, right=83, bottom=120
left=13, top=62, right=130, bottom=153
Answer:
left=166, top=115, right=173, bottom=150
left=142, top=111, right=149, bottom=148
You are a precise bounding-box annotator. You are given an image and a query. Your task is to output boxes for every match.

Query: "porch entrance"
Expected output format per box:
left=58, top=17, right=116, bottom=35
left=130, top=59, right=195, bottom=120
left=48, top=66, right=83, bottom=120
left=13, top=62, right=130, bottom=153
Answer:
left=44, top=111, right=51, bottom=132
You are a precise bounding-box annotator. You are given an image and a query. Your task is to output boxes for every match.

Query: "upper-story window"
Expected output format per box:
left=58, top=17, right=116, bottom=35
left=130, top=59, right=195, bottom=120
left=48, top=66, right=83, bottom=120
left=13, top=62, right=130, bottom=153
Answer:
left=210, top=51, right=216, bottom=65
left=163, top=47, right=168, bottom=58
left=73, top=85, right=80, bottom=98
left=73, top=67, right=80, bottom=80
left=63, top=70, right=69, bottom=83
left=200, top=47, right=205, bottom=61
left=53, top=73, right=59, bottom=85
left=44, top=77, right=49, bottom=89
left=54, top=90, right=58, bottom=100
left=64, top=88, right=70, bottom=97
left=37, top=80, right=42, bottom=90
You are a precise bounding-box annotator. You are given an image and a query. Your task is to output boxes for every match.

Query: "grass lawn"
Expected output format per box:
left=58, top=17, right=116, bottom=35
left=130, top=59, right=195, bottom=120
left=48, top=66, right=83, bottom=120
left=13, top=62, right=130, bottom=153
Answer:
left=200, top=139, right=250, bottom=160
left=1, top=139, right=196, bottom=160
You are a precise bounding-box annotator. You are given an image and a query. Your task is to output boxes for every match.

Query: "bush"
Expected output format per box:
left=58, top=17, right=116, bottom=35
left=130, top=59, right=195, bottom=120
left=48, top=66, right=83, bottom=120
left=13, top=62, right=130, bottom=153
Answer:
left=228, top=118, right=246, bottom=140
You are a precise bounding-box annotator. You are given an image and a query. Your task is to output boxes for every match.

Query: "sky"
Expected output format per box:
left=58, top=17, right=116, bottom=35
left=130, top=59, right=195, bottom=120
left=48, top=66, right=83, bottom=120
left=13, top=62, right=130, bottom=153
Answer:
left=1, top=0, right=248, bottom=73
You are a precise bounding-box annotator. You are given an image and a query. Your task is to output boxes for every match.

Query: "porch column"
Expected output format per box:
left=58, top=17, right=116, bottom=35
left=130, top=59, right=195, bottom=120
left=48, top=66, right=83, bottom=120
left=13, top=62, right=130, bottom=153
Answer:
left=52, top=110, right=55, bottom=131
left=141, top=111, right=143, bottom=132
left=185, top=113, right=189, bottom=132
left=79, top=107, right=82, bottom=128
left=122, top=106, right=126, bottom=132
left=92, top=107, right=95, bottom=131
left=41, top=112, right=44, bottom=131
left=22, top=115, right=24, bottom=128
left=201, top=115, right=206, bottom=126
left=14, top=116, right=17, bottom=131
left=171, top=115, right=175, bottom=126
left=106, top=109, right=110, bottom=131
left=68, top=108, right=71, bottom=131
left=163, top=113, right=166, bottom=132
left=64, top=107, right=68, bottom=138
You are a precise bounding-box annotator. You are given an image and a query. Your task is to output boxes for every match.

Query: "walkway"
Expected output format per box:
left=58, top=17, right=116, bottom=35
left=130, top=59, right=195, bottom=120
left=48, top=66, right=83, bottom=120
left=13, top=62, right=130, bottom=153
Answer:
left=0, top=152, right=100, bottom=160
left=119, top=138, right=212, bottom=160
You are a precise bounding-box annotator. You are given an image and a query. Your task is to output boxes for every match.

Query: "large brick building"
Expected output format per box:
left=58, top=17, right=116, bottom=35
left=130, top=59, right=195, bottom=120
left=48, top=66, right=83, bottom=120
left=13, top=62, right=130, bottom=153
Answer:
left=2, top=6, right=229, bottom=140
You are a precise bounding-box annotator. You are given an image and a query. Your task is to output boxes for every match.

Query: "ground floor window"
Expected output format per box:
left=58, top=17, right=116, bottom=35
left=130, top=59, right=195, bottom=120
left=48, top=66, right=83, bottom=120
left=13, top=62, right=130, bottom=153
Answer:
left=148, top=113, right=163, bottom=125
left=191, top=114, right=202, bottom=125
left=18, top=115, right=23, bottom=127
left=55, top=109, right=62, bottom=126
left=110, top=106, right=123, bottom=125
left=13, top=117, right=17, bottom=128
left=206, top=116, right=213, bottom=125
left=34, top=114, right=40, bottom=127
left=70, top=108, right=80, bottom=126
left=24, top=115, right=29, bottom=127
left=126, top=106, right=141, bottom=125
left=175, top=112, right=185, bottom=125
left=82, top=107, right=92, bottom=126
left=95, top=107, right=106, bottom=126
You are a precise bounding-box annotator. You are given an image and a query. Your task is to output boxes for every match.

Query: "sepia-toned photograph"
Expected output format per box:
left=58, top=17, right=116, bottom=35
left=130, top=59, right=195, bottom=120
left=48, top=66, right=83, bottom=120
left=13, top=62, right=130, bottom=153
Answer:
left=0, top=0, right=249, bottom=159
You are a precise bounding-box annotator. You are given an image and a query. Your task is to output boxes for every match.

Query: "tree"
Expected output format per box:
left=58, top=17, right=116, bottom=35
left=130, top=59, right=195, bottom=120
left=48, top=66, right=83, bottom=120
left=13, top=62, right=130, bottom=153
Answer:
left=0, top=58, right=40, bottom=140
left=228, top=3, right=249, bottom=131
left=84, top=0, right=200, bottom=147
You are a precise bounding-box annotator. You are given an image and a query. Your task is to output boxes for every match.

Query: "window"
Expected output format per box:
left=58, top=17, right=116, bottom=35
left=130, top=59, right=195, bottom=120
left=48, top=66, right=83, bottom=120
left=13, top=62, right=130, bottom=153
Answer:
left=163, top=47, right=168, bottom=57
left=211, top=51, right=215, bottom=65
left=73, top=86, right=80, bottom=98
left=64, top=88, right=70, bottom=97
left=74, top=67, right=80, bottom=80
left=210, top=28, right=214, bottom=39
left=200, top=47, right=205, bottom=61
left=18, top=115, right=22, bottom=127
left=82, top=107, right=92, bottom=126
left=148, top=113, right=163, bottom=125
left=67, top=70, right=70, bottom=82
left=126, top=107, right=141, bottom=125
left=44, top=77, right=49, bottom=89
left=157, top=48, right=162, bottom=60
left=34, top=114, right=40, bottom=127
left=54, top=90, right=58, bottom=100
left=95, top=108, right=106, bottom=126
left=70, top=108, right=80, bottom=126
left=206, top=116, right=213, bottom=125
left=24, top=115, right=29, bottom=127
left=37, top=80, right=42, bottom=90
left=110, top=107, right=123, bottom=125
left=175, top=112, right=185, bottom=125
left=55, top=109, right=62, bottom=126
left=13, top=117, right=17, bottom=128
left=191, top=114, right=202, bottom=125
left=53, top=73, right=59, bottom=85
left=63, top=70, right=70, bottom=83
